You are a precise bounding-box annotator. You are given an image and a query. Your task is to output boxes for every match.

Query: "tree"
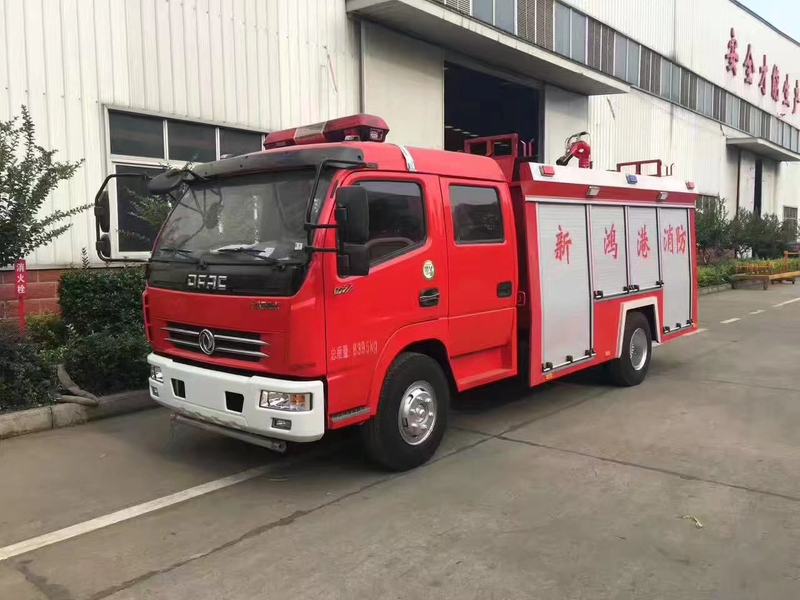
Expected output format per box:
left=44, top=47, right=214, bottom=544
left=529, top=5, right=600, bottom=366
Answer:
left=695, top=196, right=729, bottom=264
left=0, top=106, right=85, bottom=268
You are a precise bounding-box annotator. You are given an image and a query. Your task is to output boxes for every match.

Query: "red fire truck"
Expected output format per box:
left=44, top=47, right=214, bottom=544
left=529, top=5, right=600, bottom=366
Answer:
left=95, top=114, right=698, bottom=471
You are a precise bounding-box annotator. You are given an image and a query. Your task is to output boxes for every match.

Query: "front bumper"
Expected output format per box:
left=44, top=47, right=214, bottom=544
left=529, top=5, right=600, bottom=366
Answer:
left=147, top=353, right=325, bottom=442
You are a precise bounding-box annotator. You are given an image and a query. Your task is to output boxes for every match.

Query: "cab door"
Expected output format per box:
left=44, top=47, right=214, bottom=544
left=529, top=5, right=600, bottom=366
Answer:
left=441, top=179, right=517, bottom=388
left=323, top=173, right=448, bottom=418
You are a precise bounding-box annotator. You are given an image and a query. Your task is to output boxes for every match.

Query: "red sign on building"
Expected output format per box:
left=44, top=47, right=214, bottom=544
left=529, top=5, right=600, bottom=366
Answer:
left=727, top=28, right=797, bottom=112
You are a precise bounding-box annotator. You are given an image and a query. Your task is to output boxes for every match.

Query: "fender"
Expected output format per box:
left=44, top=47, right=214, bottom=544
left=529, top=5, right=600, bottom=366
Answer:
left=615, top=295, right=661, bottom=358
left=365, top=318, right=451, bottom=414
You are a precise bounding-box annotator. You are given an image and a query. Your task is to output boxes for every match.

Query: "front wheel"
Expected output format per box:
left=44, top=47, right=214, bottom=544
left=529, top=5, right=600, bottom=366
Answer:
left=608, top=311, right=652, bottom=387
left=361, top=352, right=449, bottom=471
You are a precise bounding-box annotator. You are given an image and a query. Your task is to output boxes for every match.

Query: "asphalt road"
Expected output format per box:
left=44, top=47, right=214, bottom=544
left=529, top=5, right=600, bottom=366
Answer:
left=2, top=284, right=800, bottom=599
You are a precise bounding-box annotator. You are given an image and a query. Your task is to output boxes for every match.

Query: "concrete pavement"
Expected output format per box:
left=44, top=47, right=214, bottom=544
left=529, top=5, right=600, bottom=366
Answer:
left=2, top=285, right=800, bottom=599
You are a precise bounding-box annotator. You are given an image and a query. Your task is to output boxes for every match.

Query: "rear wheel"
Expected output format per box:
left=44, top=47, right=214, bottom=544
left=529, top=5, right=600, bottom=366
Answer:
left=608, top=311, right=652, bottom=387
left=362, top=352, right=449, bottom=471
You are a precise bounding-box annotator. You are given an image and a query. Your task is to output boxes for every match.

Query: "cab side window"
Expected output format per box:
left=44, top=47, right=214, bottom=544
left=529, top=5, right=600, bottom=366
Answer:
left=450, top=185, right=504, bottom=243
left=355, top=180, right=426, bottom=264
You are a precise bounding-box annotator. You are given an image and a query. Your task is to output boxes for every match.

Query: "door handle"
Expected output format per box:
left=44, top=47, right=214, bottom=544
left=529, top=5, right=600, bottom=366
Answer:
left=497, top=281, right=513, bottom=298
left=419, top=288, right=440, bottom=307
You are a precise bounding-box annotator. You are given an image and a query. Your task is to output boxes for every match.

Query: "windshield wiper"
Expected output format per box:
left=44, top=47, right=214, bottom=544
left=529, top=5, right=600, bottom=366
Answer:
left=155, top=247, right=207, bottom=268
left=213, top=247, right=304, bottom=269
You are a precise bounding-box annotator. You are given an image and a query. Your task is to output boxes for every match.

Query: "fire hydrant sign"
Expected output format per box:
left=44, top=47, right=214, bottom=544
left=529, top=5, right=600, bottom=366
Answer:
left=14, top=260, right=27, bottom=297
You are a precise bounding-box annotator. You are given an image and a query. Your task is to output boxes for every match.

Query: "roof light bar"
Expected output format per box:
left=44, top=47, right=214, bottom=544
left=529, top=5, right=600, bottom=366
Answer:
left=263, top=114, right=389, bottom=150
left=686, top=181, right=696, bottom=190
left=626, top=174, right=638, bottom=184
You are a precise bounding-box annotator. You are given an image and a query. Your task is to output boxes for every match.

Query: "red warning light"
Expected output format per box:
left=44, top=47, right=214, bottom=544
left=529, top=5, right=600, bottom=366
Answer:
left=263, top=114, right=390, bottom=150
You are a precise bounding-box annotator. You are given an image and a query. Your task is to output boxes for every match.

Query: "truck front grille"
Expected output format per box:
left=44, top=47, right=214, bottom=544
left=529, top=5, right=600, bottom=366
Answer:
left=163, top=323, right=268, bottom=362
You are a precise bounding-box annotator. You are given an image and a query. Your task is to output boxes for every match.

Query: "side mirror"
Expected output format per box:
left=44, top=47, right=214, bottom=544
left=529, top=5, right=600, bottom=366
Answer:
left=94, top=190, right=110, bottom=232
left=335, top=186, right=369, bottom=244
left=337, top=244, right=370, bottom=278
left=96, top=234, right=112, bottom=261
left=92, top=172, right=151, bottom=263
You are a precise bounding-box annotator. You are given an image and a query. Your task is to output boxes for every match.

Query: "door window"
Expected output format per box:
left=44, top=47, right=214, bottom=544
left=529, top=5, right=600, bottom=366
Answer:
left=354, top=181, right=426, bottom=265
left=449, top=185, right=504, bottom=243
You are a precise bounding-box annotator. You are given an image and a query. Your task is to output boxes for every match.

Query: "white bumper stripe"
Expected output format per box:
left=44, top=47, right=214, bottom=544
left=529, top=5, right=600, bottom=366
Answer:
left=147, top=353, right=325, bottom=442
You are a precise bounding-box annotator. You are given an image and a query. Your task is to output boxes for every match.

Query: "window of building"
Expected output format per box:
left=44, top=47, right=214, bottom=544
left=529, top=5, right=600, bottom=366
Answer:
left=783, top=123, right=791, bottom=149
left=725, top=95, right=741, bottom=129
left=614, top=33, right=627, bottom=80
left=107, top=109, right=265, bottom=254
left=670, top=64, right=681, bottom=104
left=571, top=11, right=587, bottom=64
left=109, top=112, right=164, bottom=158
left=697, top=80, right=713, bottom=117
left=473, top=0, right=516, bottom=34
left=450, top=186, right=504, bottom=243
left=554, top=3, right=586, bottom=63
left=354, top=180, right=426, bottom=264
left=784, top=206, right=798, bottom=236
left=626, top=40, right=640, bottom=86
left=697, top=195, right=722, bottom=214
left=761, top=111, right=771, bottom=140
left=660, top=59, right=672, bottom=100
left=792, top=128, right=799, bottom=153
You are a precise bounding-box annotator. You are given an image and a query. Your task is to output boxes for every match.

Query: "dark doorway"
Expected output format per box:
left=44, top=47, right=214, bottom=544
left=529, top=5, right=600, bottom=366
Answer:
left=754, top=159, right=763, bottom=216
left=444, top=62, right=541, bottom=159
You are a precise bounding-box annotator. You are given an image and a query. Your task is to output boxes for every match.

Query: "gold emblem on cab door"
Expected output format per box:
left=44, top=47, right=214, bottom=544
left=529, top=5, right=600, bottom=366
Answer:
left=423, top=260, right=435, bottom=280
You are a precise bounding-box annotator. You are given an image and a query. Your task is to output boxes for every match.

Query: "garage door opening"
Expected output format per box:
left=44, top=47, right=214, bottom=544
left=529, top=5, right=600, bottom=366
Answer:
left=444, top=62, right=541, bottom=160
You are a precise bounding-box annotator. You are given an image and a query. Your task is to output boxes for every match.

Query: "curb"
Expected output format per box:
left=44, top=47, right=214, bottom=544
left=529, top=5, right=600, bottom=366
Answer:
left=0, top=390, right=156, bottom=440
left=698, top=283, right=733, bottom=295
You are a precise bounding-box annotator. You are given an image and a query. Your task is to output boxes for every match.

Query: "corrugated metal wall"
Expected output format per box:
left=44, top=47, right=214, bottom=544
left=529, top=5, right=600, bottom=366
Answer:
left=575, top=0, right=800, bottom=217
left=0, top=0, right=360, bottom=268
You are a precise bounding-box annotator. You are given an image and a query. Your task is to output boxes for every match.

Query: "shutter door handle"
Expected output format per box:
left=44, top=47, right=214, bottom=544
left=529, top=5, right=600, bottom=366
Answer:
left=419, top=288, right=440, bottom=307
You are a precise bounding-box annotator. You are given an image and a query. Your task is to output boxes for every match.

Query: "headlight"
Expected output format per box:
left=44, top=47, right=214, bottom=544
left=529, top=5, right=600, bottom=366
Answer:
left=150, top=365, right=163, bottom=383
left=259, top=391, right=311, bottom=411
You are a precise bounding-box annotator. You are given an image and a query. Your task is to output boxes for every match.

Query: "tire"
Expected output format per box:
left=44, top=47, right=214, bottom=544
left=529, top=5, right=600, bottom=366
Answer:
left=361, top=352, right=449, bottom=471
left=608, top=311, right=652, bottom=387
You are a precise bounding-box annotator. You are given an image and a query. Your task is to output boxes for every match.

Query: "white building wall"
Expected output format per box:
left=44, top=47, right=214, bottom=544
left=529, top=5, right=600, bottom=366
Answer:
left=544, top=85, right=588, bottom=164
left=0, top=0, right=361, bottom=268
left=361, top=22, right=444, bottom=150
left=572, top=0, right=800, bottom=219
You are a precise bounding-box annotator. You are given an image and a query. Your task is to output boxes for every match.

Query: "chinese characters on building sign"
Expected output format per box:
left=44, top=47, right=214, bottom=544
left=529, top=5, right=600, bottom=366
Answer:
left=726, top=28, right=799, bottom=113
left=554, top=225, right=572, bottom=264
left=14, top=261, right=27, bottom=298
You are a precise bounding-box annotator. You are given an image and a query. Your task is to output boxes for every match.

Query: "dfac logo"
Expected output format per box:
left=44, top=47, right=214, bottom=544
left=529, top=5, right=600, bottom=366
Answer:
left=187, top=273, right=227, bottom=291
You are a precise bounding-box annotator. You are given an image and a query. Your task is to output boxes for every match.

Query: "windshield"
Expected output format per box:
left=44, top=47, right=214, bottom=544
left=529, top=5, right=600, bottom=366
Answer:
left=153, top=169, right=333, bottom=264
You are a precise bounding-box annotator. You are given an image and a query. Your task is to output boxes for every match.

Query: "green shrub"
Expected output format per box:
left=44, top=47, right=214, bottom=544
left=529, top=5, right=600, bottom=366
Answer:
left=64, top=329, right=150, bottom=394
left=697, top=262, right=735, bottom=287
left=59, top=267, right=146, bottom=335
left=0, top=322, right=54, bottom=411
left=26, top=314, right=67, bottom=351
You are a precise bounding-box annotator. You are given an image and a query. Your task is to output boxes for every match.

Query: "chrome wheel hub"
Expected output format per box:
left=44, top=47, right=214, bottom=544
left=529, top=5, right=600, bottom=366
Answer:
left=629, top=328, right=648, bottom=371
left=398, top=381, right=437, bottom=446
